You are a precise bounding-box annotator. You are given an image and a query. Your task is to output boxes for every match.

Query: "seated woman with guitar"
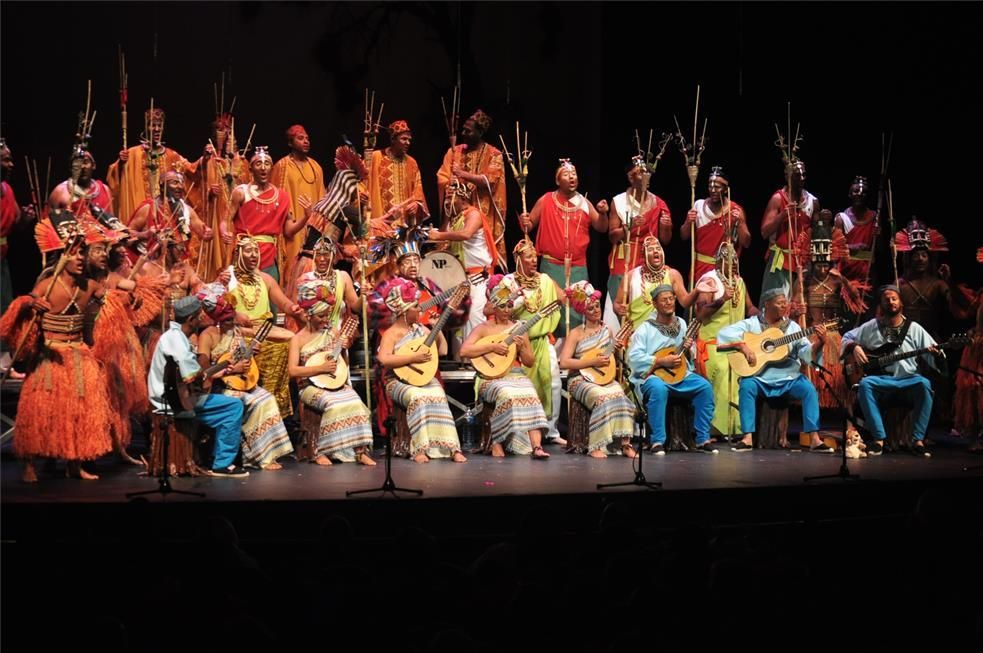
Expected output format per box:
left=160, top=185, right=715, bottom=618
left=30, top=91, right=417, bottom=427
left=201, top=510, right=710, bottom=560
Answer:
left=195, top=283, right=294, bottom=471
left=376, top=277, right=467, bottom=464
left=627, top=285, right=717, bottom=455
left=716, top=288, right=832, bottom=453
left=460, top=275, right=551, bottom=459
left=146, top=295, right=247, bottom=477
left=287, top=280, right=376, bottom=466
left=558, top=281, right=636, bottom=459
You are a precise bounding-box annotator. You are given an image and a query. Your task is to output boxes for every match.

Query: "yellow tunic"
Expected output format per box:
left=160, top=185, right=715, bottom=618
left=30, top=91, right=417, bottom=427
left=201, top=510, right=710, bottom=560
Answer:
left=106, top=145, right=188, bottom=224
left=183, top=154, right=251, bottom=281
left=364, top=149, right=428, bottom=224
left=272, top=155, right=326, bottom=282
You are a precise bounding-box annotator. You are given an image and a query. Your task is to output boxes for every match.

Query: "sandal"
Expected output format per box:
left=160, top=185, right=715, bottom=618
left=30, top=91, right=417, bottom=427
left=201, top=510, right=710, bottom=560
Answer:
left=532, top=446, right=550, bottom=459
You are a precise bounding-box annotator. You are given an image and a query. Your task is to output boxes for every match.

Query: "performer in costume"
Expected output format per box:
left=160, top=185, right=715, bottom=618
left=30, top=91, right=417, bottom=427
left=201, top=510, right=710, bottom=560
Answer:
left=183, top=112, right=251, bottom=281
left=227, top=234, right=304, bottom=416
left=841, top=285, right=942, bottom=457
left=48, top=147, right=118, bottom=231
left=833, top=175, right=878, bottom=287
left=559, top=280, right=636, bottom=458
left=1, top=139, right=35, bottom=374
left=430, top=177, right=497, bottom=338
left=0, top=219, right=115, bottom=482
left=509, top=239, right=566, bottom=444
left=760, top=159, right=819, bottom=302
left=614, top=236, right=695, bottom=330
left=895, top=217, right=960, bottom=341
left=717, top=288, right=833, bottom=453
left=196, top=283, right=294, bottom=470
left=520, top=159, right=608, bottom=336
left=221, top=146, right=312, bottom=283
left=288, top=280, right=376, bottom=466
left=376, top=277, right=467, bottom=464
left=627, top=285, right=718, bottom=455
left=364, top=120, right=429, bottom=234
left=693, top=241, right=757, bottom=439
left=460, top=275, right=551, bottom=459
left=436, top=108, right=507, bottom=264
left=285, top=236, right=360, bottom=332
left=604, top=154, right=673, bottom=334
left=680, top=165, right=750, bottom=282
left=272, top=125, right=326, bottom=283
left=107, top=105, right=189, bottom=224
left=953, top=273, right=983, bottom=449
left=146, top=295, right=248, bottom=478
left=129, top=170, right=212, bottom=244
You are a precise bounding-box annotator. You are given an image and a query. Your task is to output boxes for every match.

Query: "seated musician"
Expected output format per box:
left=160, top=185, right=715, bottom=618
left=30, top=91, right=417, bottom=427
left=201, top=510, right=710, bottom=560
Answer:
left=287, top=280, right=376, bottom=466
left=716, top=288, right=832, bottom=453
left=460, top=275, right=550, bottom=459
left=376, top=277, right=467, bottom=464
left=146, top=295, right=247, bottom=477
left=392, top=239, right=469, bottom=329
left=558, top=280, right=636, bottom=458
left=195, top=283, right=294, bottom=471
left=841, top=285, right=941, bottom=457
left=284, top=236, right=361, bottom=332
left=627, top=285, right=717, bottom=455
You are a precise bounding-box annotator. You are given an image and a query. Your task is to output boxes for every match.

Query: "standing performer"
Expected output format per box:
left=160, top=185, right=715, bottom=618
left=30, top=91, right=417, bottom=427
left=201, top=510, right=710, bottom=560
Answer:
left=760, top=159, right=819, bottom=301
left=183, top=112, right=251, bottom=281
left=559, top=280, right=636, bottom=458
left=614, top=236, right=694, bottom=330
left=519, top=159, right=608, bottom=336
left=953, top=277, right=983, bottom=448
left=894, top=217, right=958, bottom=341
left=717, top=288, right=833, bottom=453
left=509, top=239, right=566, bottom=444
left=272, top=125, right=326, bottom=283
left=376, top=277, right=467, bottom=463
left=129, top=170, right=212, bottom=244
left=221, top=146, right=313, bottom=283
left=48, top=147, right=118, bottom=228
left=430, top=178, right=497, bottom=338
left=107, top=105, right=189, bottom=224
left=196, top=283, right=294, bottom=470
left=627, top=285, right=718, bottom=455
left=1, top=139, right=34, bottom=329
left=460, top=275, right=551, bottom=459
left=285, top=237, right=360, bottom=332
left=364, top=120, right=429, bottom=231
left=841, top=285, right=942, bottom=457
left=0, top=223, right=115, bottom=482
left=679, top=166, right=750, bottom=282
left=604, top=154, right=674, bottom=334
left=436, top=109, right=507, bottom=264
left=693, top=242, right=757, bottom=439
left=833, top=176, right=878, bottom=288
left=288, top=280, right=376, bottom=466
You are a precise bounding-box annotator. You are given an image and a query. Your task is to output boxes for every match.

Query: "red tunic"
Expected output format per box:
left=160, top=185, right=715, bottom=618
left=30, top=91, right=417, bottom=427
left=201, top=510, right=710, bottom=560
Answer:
left=535, top=191, right=590, bottom=267
left=693, top=199, right=745, bottom=280
left=1, top=181, right=17, bottom=258
left=69, top=180, right=113, bottom=218
left=233, top=185, right=292, bottom=270
left=608, top=193, right=670, bottom=275
left=764, top=189, right=815, bottom=272
left=838, top=208, right=876, bottom=283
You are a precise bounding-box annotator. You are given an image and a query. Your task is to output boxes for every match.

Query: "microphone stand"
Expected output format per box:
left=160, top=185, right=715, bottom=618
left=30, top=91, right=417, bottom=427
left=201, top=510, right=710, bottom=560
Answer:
left=597, top=383, right=662, bottom=491
left=804, top=361, right=862, bottom=483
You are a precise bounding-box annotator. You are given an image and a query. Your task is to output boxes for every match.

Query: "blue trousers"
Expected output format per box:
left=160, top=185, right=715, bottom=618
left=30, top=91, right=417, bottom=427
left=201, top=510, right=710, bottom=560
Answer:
left=639, top=374, right=714, bottom=445
left=738, top=376, right=820, bottom=434
left=195, top=393, right=244, bottom=469
left=856, top=374, right=933, bottom=441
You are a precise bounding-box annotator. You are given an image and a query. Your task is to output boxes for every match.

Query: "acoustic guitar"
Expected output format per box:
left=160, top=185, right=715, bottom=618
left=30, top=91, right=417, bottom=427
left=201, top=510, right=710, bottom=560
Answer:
left=844, top=334, right=968, bottom=386
left=647, top=318, right=702, bottom=385
left=470, top=301, right=562, bottom=379
left=217, top=319, right=274, bottom=392
left=418, top=271, right=487, bottom=325
left=162, top=356, right=231, bottom=414
left=727, top=319, right=841, bottom=378
left=305, top=315, right=361, bottom=390
left=393, top=285, right=469, bottom=386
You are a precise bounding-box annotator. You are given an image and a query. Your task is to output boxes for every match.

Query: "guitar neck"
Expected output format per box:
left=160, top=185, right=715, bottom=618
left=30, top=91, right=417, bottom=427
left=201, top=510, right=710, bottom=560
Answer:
left=771, top=321, right=835, bottom=348
left=419, top=286, right=452, bottom=312
left=871, top=346, right=934, bottom=368
left=202, top=360, right=231, bottom=378
left=504, top=313, right=542, bottom=345
left=423, top=297, right=463, bottom=347
left=672, top=319, right=701, bottom=355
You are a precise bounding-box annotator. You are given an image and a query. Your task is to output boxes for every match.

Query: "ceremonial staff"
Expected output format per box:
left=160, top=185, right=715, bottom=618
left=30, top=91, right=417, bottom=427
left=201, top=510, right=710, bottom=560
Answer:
left=357, top=89, right=384, bottom=414
left=499, top=121, right=532, bottom=253
left=673, top=85, right=707, bottom=318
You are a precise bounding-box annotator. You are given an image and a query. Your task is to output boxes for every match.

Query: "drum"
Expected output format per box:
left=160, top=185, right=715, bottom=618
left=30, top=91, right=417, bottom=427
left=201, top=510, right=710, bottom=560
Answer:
left=422, top=251, right=466, bottom=293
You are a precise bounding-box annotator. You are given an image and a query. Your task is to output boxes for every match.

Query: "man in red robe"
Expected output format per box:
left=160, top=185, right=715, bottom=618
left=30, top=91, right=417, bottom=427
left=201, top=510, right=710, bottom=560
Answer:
left=680, top=166, right=750, bottom=281
left=834, top=175, right=877, bottom=287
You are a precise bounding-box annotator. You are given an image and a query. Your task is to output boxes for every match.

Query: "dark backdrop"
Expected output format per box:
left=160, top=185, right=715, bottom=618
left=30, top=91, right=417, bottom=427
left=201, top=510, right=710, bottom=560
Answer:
left=2, top=1, right=980, bottom=302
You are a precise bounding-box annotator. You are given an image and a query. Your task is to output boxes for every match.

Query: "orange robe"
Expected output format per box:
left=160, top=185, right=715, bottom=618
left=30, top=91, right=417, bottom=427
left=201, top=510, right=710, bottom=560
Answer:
left=365, top=149, right=428, bottom=226
left=183, top=153, right=251, bottom=281
left=272, top=155, right=325, bottom=282
left=106, top=145, right=188, bottom=224
left=437, top=143, right=507, bottom=264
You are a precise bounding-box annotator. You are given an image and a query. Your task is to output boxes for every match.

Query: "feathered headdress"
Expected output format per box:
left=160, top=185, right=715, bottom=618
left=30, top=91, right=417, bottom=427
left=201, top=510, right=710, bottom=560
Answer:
left=35, top=209, right=83, bottom=254
left=895, top=217, right=948, bottom=252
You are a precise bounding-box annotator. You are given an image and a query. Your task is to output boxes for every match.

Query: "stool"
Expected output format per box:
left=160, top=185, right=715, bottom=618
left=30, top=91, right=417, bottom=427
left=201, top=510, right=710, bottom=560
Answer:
left=390, top=403, right=412, bottom=458
left=564, top=398, right=591, bottom=454
left=294, top=401, right=323, bottom=462
left=148, top=413, right=206, bottom=477
left=755, top=397, right=792, bottom=449
left=666, top=397, right=696, bottom=452
left=477, top=400, right=496, bottom=454
left=884, top=404, right=915, bottom=451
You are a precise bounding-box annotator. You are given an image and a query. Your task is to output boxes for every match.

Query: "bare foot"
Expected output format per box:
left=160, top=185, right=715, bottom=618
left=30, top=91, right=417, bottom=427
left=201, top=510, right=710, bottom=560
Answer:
left=357, top=451, right=377, bottom=466
left=119, top=448, right=144, bottom=466
left=66, top=462, right=99, bottom=480
left=532, top=446, right=550, bottom=459
left=314, top=455, right=333, bottom=466
left=490, top=442, right=505, bottom=458
left=413, top=453, right=430, bottom=464
left=589, top=449, right=608, bottom=459
left=621, top=444, right=637, bottom=459
left=452, top=451, right=468, bottom=463
left=261, top=462, right=283, bottom=471
left=21, top=462, right=38, bottom=483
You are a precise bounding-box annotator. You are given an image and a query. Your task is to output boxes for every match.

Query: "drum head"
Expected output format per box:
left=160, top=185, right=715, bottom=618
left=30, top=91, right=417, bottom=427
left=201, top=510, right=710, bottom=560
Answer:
left=421, top=251, right=466, bottom=292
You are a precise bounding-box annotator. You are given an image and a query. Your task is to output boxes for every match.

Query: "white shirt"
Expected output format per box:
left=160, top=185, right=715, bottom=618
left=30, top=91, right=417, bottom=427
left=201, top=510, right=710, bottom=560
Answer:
left=147, top=321, right=201, bottom=413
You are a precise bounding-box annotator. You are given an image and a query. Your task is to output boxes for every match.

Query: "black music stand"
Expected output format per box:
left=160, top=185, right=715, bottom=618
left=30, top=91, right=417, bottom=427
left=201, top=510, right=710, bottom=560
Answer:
left=803, top=364, right=861, bottom=483
left=597, top=384, right=662, bottom=491
left=127, top=356, right=205, bottom=500
left=347, top=414, right=422, bottom=498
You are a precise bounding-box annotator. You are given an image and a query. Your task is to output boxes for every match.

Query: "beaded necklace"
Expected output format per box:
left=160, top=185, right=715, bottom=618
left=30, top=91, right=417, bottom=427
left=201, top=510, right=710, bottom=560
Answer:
left=289, top=156, right=317, bottom=185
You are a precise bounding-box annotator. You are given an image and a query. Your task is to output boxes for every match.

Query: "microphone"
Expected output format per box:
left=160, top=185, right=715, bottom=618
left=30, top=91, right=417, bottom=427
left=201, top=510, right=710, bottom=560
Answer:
left=809, top=360, right=833, bottom=377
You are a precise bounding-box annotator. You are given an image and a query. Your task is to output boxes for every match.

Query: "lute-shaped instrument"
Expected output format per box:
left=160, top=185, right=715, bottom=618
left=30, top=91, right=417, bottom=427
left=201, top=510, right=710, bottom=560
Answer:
left=305, top=315, right=361, bottom=390
left=471, top=301, right=561, bottom=379
left=393, top=285, right=469, bottom=386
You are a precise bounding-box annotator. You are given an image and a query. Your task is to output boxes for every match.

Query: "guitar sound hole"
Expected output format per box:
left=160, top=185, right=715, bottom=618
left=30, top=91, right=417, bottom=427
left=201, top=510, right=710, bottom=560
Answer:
left=762, top=340, right=775, bottom=354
